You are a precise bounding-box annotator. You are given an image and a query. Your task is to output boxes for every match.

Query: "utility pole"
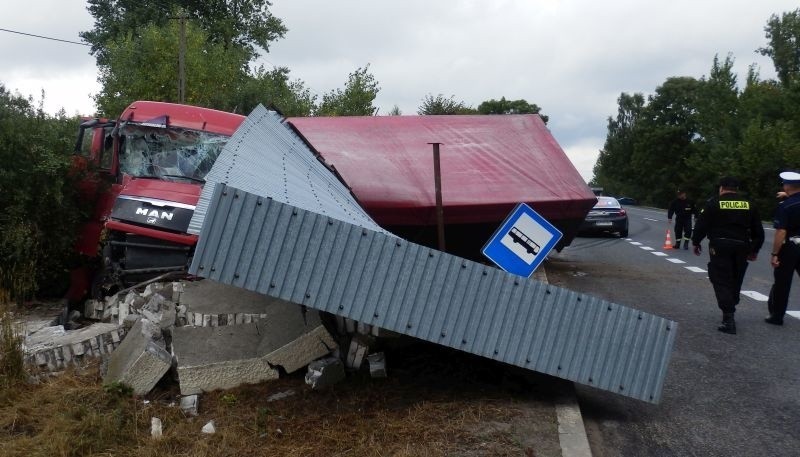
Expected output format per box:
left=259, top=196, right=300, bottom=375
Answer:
left=177, top=9, right=187, bottom=103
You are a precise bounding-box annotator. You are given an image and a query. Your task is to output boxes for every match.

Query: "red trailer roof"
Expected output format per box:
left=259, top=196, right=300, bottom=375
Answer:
left=287, top=114, right=596, bottom=226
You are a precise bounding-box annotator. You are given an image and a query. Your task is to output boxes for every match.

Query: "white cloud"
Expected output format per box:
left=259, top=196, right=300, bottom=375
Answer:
left=2, top=0, right=797, bottom=178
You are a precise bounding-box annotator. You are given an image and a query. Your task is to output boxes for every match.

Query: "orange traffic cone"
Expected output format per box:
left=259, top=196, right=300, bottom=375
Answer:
left=663, top=229, right=674, bottom=250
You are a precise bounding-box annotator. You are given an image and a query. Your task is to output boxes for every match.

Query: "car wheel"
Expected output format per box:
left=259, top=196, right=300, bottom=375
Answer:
left=619, top=228, right=629, bottom=238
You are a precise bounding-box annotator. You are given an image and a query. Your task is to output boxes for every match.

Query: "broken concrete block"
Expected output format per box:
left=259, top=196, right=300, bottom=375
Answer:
left=257, top=309, right=337, bottom=374
left=171, top=323, right=279, bottom=395
left=141, top=297, right=176, bottom=330
left=305, top=356, right=345, bottom=389
left=176, top=304, right=188, bottom=327
left=266, top=390, right=295, bottom=402
left=151, top=417, right=163, bottom=439
left=123, top=313, right=140, bottom=330
left=104, top=319, right=172, bottom=395
left=345, top=336, right=369, bottom=369
left=367, top=352, right=387, bottom=378
left=143, top=282, right=174, bottom=301
left=24, top=323, right=126, bottom=371
left=180, top=395, right=199, bottom=416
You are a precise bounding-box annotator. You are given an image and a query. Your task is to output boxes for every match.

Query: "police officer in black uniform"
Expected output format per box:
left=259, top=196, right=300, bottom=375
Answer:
left=766, top=171, right=800, bottom=325
left=692, top=177, right=764, bottom=334
left=668, top=190, right=697, bottom=249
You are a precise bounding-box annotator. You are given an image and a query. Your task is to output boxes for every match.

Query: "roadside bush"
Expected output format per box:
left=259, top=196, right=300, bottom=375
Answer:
left=0, top=85, right=88, bottom=302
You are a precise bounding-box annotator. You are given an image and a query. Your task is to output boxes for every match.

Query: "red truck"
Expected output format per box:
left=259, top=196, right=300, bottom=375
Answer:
left=67, top=101, right=595, bottom=306
left=66, top=101, right=245, bottom=304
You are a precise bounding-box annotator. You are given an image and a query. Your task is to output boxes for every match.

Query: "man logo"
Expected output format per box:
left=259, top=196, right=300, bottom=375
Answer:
left=136, top=207, right=174, bottom=221
left=147, top=217, right=157, bottom=224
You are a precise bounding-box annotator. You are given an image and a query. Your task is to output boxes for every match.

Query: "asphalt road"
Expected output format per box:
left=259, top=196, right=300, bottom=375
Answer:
left=545, top=205, right=800, bottom=457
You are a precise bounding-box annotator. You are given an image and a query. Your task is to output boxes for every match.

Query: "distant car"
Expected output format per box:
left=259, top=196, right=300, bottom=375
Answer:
left=616, top=196, right=637, bottom=205
left=579, top=196, right=629, bottom=237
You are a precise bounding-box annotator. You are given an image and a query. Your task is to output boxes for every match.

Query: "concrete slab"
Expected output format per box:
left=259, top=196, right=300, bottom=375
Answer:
left=171, top=323, right=279, bottom=395
left=179, top=280, right=301, bottom=315
left=256, top=309, right=337, bottom=373
left=24, top=323, right=126, bottom=372
left=104, top=319, right=172, bottom=395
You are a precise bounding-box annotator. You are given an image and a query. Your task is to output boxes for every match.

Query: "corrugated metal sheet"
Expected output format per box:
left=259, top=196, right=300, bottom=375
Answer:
left=190, top=184, right=677, bottom=403
left=189, top=105, right=386, bottom=236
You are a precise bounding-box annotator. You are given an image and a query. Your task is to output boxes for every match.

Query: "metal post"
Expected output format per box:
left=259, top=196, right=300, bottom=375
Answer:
left=429, top=142, right=445, bottom=251
left=178, top=10, right=186, bottom=103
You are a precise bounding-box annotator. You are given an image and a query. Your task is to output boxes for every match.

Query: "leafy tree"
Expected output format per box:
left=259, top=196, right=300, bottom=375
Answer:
left=759, top=9, right=800, bottom=86
left=593, top=93, right=645, bottom=198
left=316, top=66, right=380, bottom=116
left=0, top=87, right=86, bottom=302
left=417, top=94, right=475, bottom=115
left=388, top=105, right=402, bottom=116
left=94, top=21, right=250, bottom=116
left=234, top=66, right=316, bottom=116
left=81, top=0, right=286, bottom=66
left=476, top=97, right=549, bottom=123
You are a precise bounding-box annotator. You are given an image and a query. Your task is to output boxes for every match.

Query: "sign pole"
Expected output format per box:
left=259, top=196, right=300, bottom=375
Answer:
left=429, top=142, right=445, bottom=251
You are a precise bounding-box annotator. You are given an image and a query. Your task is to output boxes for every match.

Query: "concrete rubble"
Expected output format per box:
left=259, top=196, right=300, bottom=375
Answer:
left=24, top=278, right=390, bottom=400
left=23, top=317, right=127, bottom=372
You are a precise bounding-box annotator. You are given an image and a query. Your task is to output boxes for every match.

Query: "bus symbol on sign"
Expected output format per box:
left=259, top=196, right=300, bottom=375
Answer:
left=509, top=226, right=540, bottom=256
left=482, top=203, right=562, bottom=277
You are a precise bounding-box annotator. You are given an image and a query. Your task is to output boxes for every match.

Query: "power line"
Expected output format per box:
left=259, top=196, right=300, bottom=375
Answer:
left=0, top=27, right=89, bottom=46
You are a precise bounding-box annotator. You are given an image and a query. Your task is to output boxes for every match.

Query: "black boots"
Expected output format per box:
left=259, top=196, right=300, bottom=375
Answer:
left=718, top=313, right=736, bottom=334
left=764, top=315, right=784, bottom=326
left=683, top=240, right=689, bottom=250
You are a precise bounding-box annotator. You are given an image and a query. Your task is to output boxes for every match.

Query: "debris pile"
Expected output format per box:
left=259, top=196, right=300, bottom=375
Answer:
left=23, top=278, right=389, bottom=406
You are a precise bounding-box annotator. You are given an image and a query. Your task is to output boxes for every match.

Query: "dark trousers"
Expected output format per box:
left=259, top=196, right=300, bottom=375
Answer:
left=768, top=243, right=800, bottom=318
left=707, top=243, right=749, bottom=314
left=674, top=218, right=692, bottom=244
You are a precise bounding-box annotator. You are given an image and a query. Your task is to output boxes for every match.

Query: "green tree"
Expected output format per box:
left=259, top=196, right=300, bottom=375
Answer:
left=388, top=105, right=402, bottom=115
left=593, top=93, right=645, bottom=197
left=94, top=21, right=250, bottom=116
left=759, top=8, right=800, bottom=86
left=81, top=0, right=286, bottom=66
left=476, top=97, right=549, bottom=123
left=0, top=87, right=86, bottom=301
left=234, top=66, right=316, bottom=116
left=417, top=94, right=475, bottom=115
left=316, top=66, right=380, bottom=116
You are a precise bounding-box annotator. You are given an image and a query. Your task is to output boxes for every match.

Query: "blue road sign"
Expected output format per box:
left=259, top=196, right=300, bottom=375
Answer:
left=481, top=203, right=563, bottom=277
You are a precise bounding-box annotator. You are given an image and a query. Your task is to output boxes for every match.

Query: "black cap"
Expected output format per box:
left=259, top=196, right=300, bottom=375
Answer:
left=718, top=176, right=740, bottom=188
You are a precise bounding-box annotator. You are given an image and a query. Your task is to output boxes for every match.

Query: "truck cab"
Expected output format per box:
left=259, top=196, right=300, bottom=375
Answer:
left=67, top=101, right=244, bottom=304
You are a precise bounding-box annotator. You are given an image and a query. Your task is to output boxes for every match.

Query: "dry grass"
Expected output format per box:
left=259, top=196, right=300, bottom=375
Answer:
left=0, top=343, right=560, bottom=457
left=0, top=301, right=26, bottom=390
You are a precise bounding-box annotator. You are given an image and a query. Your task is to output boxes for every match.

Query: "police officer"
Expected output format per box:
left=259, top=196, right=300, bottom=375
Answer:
left=766, top=171, right=800, bottom=325
left=692, top=177, right=764, bottom=334
left=668, top=190, right=697, bottom=249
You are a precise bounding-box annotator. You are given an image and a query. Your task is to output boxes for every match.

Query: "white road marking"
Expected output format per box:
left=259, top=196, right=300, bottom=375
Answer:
left=741, top=291, right=768, bottom=302
left=624, top=238, right=632, bottom=241
left=787, top=311, right=800, bottom=320
left=652, top=252, right=669, bottom=257
left=640, top=246, right=654, bottom=251
left=630, top=242, right=643, bottom=246
left=685, top=266, right=706, bottom=273
left=644, top=218, right=659, bottom=222
left=666, top=258, right=686, bottom=264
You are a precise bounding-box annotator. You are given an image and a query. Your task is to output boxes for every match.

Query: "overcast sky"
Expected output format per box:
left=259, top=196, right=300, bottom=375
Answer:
left=2, top=1, right=797, bottom=182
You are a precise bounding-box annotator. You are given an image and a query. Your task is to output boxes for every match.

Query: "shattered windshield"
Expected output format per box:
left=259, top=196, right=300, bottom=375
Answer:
left=118, top=124, right=229, bottom=182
